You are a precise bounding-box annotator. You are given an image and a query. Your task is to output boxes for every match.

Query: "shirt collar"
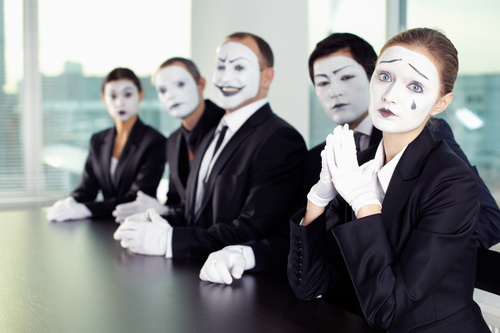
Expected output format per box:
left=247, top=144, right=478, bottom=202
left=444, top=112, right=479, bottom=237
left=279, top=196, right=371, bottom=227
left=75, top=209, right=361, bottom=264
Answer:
left=355, top=114, right=373, bottom=137
left=376, top=141, right=408, bottom=195
left=219, top=98, right=268, bottom=133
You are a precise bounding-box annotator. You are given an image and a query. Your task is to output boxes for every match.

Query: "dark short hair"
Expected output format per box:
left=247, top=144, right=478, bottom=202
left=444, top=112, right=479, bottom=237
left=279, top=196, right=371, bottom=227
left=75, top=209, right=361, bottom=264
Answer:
left=157, top=57, right=201, bottom=83
left=380, top=27, right=458, bottom=96
left=101, top=67, right=142, bottom=93
left=308, top=33, right=377, bottom=83
left=226, top=32, right=274, bottom=69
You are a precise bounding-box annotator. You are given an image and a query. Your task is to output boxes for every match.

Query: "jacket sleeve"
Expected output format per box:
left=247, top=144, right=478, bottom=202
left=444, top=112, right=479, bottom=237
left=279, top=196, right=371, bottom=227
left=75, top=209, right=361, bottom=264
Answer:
left=71, top=134, right=101, bottom=204
left=433, top=118, right=500, bottom=248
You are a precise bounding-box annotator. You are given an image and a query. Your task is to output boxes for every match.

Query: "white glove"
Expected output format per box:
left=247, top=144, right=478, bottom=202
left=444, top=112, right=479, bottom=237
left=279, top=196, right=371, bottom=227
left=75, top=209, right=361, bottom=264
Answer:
left=326, top=124, right=381, bottom=216
left=46, top=196, right=92, bottom=222
left=113, top=208, right=173, bottom=256
left=112, top=191, right=168, bottom=223
left=307, top=150, right=337, bottom=207
left=199, top=245, right=256, bottom=285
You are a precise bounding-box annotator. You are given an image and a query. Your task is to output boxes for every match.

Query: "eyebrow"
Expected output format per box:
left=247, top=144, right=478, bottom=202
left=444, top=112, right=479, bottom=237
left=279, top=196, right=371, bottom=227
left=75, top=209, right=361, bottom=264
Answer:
left=332, top=65, right=350, bottom=75
left=314, top=74, right=329, bottom=80
left=229, top=57, right=250, bottom=63
left=379, top=59, right=401, bottom=64
left=408, top=63, right=429, bottom=80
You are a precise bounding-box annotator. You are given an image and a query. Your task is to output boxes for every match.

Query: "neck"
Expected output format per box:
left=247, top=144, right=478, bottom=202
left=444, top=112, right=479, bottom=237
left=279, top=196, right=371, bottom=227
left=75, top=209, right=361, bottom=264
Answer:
left=382, top=123, right=425, bottom=164
left=181, top=99, right=205, bottom=131
left=348, top=111, right=369, bottom=130
left=115, top=115, right=137, bottom=137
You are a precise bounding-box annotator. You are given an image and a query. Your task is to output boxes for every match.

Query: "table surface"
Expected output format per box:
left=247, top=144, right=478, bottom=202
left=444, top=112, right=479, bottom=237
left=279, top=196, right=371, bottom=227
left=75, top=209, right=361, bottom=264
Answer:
left=0, top=208, right=382, bottom=333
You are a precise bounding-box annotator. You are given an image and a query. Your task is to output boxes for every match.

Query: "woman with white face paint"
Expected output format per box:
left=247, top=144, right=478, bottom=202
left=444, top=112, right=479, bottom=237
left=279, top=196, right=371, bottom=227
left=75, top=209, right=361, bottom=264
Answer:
left=47, top=68, right=167, bottom=222
left=289, top=28, right=489, bottom=332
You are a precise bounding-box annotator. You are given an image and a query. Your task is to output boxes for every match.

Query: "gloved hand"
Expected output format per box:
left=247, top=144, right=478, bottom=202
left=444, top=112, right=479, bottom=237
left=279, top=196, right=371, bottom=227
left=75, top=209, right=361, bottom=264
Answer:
left=46, top=196, right=92, bottom=222
left=113, top=208, right=172, bottom=256
left=199, top=245, right=256, bottom=285
left=325, top=124, right=381, bottom=216
left=112, top=191, right=168, bottom=223
left=307, top=150, right=337, bottom=207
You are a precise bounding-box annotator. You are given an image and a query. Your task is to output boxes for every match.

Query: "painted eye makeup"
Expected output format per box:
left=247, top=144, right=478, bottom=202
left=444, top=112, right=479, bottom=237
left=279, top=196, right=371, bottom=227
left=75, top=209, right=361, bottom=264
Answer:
left=315, top=80, right=329, bottom=88
left=217, top=64, right=225, bottom=71
left=177, top=81, right=185, bottom=88
left=234, top=64, right=245, bottom=71
left=340, top=74, right=355, bottom=81
left=378, top=72, right=392, bottom=82
left=157, top=87, right=166, bottom=94
left=407, top=82, right=423, bottom=93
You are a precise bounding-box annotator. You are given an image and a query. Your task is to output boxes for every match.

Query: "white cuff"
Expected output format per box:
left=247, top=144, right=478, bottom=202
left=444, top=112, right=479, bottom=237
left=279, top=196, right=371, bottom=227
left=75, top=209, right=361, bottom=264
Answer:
left=165, top=227, right=173, bottom=258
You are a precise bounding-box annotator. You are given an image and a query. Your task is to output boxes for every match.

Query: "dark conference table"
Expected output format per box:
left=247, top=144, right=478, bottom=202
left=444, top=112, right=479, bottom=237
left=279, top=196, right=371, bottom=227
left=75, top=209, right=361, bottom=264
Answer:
left=0, top=207, right=382, bottom=333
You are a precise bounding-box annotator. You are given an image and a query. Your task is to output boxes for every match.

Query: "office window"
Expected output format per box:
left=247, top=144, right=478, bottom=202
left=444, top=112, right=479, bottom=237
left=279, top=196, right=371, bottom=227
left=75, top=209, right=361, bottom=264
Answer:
left=1, top=0, right=190, bottom=206
left=407, top=0, right=500, bottom=201
left=307, top=0, right=387, bottom=147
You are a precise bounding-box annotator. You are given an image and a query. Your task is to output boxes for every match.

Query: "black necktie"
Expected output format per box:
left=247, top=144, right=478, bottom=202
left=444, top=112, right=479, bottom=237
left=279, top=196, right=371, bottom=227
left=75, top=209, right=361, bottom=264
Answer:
left=212, top=125, right=228, bottom=158
left=354, top=132, right=363, bottom=152
left=203, top=125, right=228, bottom=183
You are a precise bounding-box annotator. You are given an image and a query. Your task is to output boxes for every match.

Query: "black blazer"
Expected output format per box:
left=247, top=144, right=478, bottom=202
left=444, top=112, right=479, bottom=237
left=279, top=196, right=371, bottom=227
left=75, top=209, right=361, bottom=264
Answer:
left=172, top=103, right=307, bottom=258
left=165, top=100, right=224, bottom=225
left=303, top=118, right=500, bottom=248
left=289, top=126, right=489, bottom=332
left=72, top=117, right=167, bottom=218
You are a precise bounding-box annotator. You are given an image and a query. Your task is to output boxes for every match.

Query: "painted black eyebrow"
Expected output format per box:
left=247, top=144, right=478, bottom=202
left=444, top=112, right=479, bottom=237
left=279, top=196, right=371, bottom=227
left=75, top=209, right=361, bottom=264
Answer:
left=218, top=56, right=227, bottom=62
left=229, top=57, right=250, bottom=63
left=379, top=59, right=401, bottom=64
left=313, top=74, right=329, bottom=80
left=408, top=63, right=429, bottom=80
left=332, top=65, right=350, bottom=75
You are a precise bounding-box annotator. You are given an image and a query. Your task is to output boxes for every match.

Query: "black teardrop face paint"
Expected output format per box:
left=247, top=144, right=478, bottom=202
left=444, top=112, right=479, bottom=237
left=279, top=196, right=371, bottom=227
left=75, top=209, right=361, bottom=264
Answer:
left=411, top=100, right=416, bottom=110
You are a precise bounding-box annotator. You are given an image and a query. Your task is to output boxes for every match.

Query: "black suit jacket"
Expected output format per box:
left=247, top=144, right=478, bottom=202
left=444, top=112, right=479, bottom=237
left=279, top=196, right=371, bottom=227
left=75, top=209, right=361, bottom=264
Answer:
left=72, top=117, right=167, bottom=218
left=165, top=100, right=224, bottom=225
left=303, top=118, right=500, bottom=248
left=172, top=103, right=307, bottom=258
left=289, top=126, right=489, bottom=332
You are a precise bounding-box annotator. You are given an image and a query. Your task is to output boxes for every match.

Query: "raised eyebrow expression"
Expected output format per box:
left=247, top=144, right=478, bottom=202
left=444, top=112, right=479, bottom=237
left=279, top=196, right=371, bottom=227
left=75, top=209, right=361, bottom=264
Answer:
left=379, top=59, right=429, bottom=80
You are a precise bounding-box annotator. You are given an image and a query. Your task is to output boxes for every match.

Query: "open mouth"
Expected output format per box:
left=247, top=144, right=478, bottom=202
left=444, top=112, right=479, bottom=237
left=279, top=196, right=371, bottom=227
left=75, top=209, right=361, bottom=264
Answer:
left=217, top=85, right=245, bottom=97
left=118, top=110, right=127, bottom=116
left=170, top=103, right=182, bottom=109
left=378, top=108, right=396, bottom=118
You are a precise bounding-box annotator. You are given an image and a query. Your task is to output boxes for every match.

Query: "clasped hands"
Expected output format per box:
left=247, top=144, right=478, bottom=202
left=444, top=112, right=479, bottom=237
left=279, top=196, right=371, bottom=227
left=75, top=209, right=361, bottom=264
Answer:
left=307, top=124, right=381, bottom=216
left=113, top=208, right=173, bottom=257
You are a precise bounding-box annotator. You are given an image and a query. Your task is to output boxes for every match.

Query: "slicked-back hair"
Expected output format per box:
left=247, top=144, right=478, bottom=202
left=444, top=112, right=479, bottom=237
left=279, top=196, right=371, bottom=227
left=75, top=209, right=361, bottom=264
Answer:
left=157, top=57, right=201, bottom=83
left=226, top=32, right=274, bottom=69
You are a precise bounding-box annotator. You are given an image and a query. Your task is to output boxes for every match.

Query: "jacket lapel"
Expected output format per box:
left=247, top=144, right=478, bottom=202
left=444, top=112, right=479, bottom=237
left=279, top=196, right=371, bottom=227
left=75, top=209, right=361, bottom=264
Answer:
left=189, top=104, right=272, bottom=221
left=99, top=127, right=115, bottom=191
left=380, top=126, right=436, bottom=231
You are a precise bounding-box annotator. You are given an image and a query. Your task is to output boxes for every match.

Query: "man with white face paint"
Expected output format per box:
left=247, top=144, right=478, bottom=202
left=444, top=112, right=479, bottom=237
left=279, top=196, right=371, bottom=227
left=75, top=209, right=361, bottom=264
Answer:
left=112, top=58, right=224, bottom=224
left=114, top=33, right=306, bottom=268
left=47, top=68, right=167, bottom=222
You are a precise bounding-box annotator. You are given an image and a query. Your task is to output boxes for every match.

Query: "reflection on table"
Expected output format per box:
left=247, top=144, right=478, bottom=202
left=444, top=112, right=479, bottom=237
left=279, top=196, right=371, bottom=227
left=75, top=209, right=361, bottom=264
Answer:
left=0, top=208, right=381, bottom=332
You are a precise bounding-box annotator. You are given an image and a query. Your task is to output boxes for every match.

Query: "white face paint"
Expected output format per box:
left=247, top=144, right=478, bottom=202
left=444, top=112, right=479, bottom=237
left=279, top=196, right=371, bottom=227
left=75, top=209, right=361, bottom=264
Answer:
left=103, top=79, right=141, bottom=122
left=155, top=65, right=199, bottom=119
left=313, top=55, right=370, bottom=125
left=369, top=46, right=441, bottom=133
left=213, top=41, right=260, bottom=110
